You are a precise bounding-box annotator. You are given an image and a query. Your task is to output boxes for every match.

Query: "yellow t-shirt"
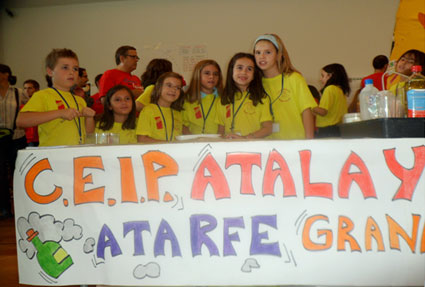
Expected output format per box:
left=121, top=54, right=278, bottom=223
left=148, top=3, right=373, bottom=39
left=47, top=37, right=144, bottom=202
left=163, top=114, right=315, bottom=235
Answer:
left=136, top=85, right=155, bottom=107
left=95, top=122, right=137, bottom=144
left=136, top=103, right=182, bottom=141
left=388, top=79, right=406, bottom=96
left=386, top=74, right=402, bottom=93
left=215, top=91, right=272, bottom=136
left=20, top=88, right=87, bottom=146
left=316, top=85, right=347, bottom=127
left=262, top=73, right=317, bottom=140
left=182, top=94, right=219, bottom=134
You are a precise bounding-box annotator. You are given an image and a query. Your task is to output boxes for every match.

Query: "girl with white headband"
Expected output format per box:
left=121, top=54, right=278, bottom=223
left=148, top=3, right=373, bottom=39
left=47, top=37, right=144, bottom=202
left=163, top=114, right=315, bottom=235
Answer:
left=253, top=34, right=317, bottom=139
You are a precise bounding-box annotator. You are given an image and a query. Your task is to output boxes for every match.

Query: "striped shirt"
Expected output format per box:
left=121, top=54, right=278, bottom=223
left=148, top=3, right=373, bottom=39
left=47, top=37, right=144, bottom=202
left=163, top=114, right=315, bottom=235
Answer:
left=0, top=86, right=28, bottom=139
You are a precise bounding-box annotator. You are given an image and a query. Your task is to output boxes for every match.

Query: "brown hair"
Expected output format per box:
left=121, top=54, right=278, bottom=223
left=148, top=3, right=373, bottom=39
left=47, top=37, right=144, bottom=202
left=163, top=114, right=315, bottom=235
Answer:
left=23, top=79, right=40, bottom=90
left=99, top=85, right=136, bottom=131
left=115, top=45, right=136, bottom=65
left=185, top=59, right=223, bottom=104
left=398, top=49, right=425, bottom=76
left=141, top=58, right=173, bottom=88
left=254, top=33, right=300, bottom=75
left=222, top=53, right=265, bottom=106
left=150, top=72, right=185, bottom=111
left=45, top=48, right=78, bottom=70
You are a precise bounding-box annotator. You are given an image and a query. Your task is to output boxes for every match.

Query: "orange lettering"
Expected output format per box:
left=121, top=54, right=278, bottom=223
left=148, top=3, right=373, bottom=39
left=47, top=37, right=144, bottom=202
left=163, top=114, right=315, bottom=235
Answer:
left=143, top=151, right=178, bottom=201
left=25, top=159, right=62, bottom=204
left=74, top=156, right=105, bottom=205
left=387, top=214, right=420, bottom=253
left=118, top=157, right=138, bottom=203
left=302, top=215, right=332, bottom=250
left=365, top=216, right=385, bottom=251
left=421, top=221, right=425, bottom=254
left=337, top=216, right=361, bottom=251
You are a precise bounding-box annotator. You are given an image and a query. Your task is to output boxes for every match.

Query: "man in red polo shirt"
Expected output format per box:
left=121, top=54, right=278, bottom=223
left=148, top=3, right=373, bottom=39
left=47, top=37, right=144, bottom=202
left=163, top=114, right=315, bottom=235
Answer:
left=360, top=55, right=389, bottom=91
left=99, top=45, right=144, bottom=99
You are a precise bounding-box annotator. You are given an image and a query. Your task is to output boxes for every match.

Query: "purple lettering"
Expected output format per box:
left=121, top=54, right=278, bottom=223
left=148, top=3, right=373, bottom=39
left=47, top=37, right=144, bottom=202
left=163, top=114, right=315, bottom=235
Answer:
left=123, top=221, right=151, bottom=256
left=250, top=215, right=281, bottom=256
left=97, top=224, right=122, bottom=259
left=223, top=217, right=245, bottom=256
left=154, top=219, right=182, bottom=257
left=190, top=214, right=219, bottom=257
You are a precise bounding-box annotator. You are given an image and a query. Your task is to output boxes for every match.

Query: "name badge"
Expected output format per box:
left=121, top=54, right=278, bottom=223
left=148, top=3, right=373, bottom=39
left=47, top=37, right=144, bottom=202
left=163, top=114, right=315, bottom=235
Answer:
left=272, top=122, right=280, bottom=133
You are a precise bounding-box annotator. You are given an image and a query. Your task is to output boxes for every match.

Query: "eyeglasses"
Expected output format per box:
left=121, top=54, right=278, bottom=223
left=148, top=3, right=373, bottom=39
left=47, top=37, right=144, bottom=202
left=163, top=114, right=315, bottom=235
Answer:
left=126, top=55, right=140, bottom=60
left=164, top=83, right=182, bottom=91
left=399, top=57, right=415, bottom=64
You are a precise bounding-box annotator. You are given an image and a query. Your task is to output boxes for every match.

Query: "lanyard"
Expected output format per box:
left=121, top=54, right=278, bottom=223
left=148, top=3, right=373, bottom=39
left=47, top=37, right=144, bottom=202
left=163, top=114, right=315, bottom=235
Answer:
left=264, top=73, right=284, bottom=119
left=51, top=87, right=82, bottom=144
left=200, top=95, right=216, bottom=134
left=157, top=104, right=174, bottom=142
left=231, top=92, right=249, bottom=132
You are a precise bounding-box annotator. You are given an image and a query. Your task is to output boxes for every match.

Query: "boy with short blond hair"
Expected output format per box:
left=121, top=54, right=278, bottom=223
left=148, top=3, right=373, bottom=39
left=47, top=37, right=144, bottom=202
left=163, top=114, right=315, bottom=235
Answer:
left=17, top=48, right=95, bottom=146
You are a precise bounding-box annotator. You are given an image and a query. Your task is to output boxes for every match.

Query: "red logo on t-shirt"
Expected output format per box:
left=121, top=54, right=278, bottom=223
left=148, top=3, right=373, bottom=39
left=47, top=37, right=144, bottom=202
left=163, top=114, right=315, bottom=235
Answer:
left=56, top=100, right=65, bottom=110
left=155, top=117, right=163, bottom=129
left=194, top=106, right=202, bottom=119
left=226, top=105, right=231, bottom=118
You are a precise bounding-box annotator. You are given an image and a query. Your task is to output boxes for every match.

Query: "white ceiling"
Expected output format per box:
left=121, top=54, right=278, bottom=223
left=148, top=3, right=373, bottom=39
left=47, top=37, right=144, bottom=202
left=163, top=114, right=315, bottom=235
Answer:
left=1, top=0, right=126, bottom=9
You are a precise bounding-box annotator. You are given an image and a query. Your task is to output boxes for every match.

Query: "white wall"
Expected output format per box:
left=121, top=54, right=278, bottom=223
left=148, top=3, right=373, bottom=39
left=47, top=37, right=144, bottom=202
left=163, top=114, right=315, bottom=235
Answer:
left=0, top=0, right=399, bottom=95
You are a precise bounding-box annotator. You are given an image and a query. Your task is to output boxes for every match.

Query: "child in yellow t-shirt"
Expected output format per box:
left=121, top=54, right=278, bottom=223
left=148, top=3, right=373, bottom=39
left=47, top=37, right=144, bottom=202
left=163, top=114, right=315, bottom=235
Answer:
left=253, top=34, right=317, bottom=140
left=86, top=85, right=137, bottom=144
left=183, top=60, right=223, bottom=135
left=312, top=63, right=350, bottom=138
left=216, top=53, right=272, bottom=139
left=135, top=59, right=173, bottom=112
left=387, top=49, right=425, bottom=93
left=17, top=48, right=95, bottom=146
left=136, top=72, right=184, bottom=143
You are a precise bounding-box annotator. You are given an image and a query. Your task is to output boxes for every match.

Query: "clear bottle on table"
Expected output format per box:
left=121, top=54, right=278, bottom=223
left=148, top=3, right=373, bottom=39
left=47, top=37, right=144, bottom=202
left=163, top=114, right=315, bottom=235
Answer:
left=359, top=79, right=379, bottom=120
left=405, top=65, right=425, bottom=118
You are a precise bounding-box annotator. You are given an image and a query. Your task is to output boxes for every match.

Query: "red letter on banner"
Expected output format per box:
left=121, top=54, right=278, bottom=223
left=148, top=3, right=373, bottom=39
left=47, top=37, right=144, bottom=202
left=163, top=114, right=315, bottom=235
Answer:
left=338, top=152, right=376, bottom=199
left=192, top=153, right=230, bottom=200
left=300, top=150, right=332, bottom=199
left=384, top=146, right=425, bottom=201
left=226, top=153, right=261, bottom=195
left=263, top=149, right=295, bottom=197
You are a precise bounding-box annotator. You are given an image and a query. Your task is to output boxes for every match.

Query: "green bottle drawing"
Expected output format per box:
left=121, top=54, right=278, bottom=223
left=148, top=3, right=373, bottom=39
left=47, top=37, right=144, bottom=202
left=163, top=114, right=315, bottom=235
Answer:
left=26, top=228, right=73, bottom=278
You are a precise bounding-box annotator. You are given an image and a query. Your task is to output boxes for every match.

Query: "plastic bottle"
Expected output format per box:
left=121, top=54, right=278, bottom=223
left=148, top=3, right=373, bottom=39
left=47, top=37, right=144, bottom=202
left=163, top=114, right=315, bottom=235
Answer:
left=359, top=79, right=380, bottom=120
left=404, top=65, right=425, bottom=118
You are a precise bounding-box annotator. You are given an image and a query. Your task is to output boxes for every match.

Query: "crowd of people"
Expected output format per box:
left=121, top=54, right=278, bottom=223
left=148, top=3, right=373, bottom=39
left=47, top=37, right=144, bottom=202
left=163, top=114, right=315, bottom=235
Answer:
left=1, top=33, right=425, bottom=217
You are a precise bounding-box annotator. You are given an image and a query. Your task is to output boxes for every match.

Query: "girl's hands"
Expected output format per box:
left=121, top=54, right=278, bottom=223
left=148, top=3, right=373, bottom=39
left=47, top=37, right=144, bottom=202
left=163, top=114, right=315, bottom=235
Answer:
left=60, top=107, right=96, bottom=121
left=81, top=107, right=96, bottom=118
left=60, top=108, right=81, bottom=121
left=225, top=133, right=245, bottom=139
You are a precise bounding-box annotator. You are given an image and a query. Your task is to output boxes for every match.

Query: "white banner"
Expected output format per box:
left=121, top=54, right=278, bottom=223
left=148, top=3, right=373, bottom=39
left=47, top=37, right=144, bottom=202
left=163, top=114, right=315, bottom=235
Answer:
left=13, top=139, right=425, bottom=286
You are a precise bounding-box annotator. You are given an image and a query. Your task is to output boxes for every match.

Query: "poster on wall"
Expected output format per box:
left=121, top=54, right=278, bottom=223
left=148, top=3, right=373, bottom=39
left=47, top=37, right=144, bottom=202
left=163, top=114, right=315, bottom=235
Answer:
left=390, top=0, right=425, bottom=60
left=13, top=139, right=425, bottom=286
left=140, top=42, right=208, bottom=82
